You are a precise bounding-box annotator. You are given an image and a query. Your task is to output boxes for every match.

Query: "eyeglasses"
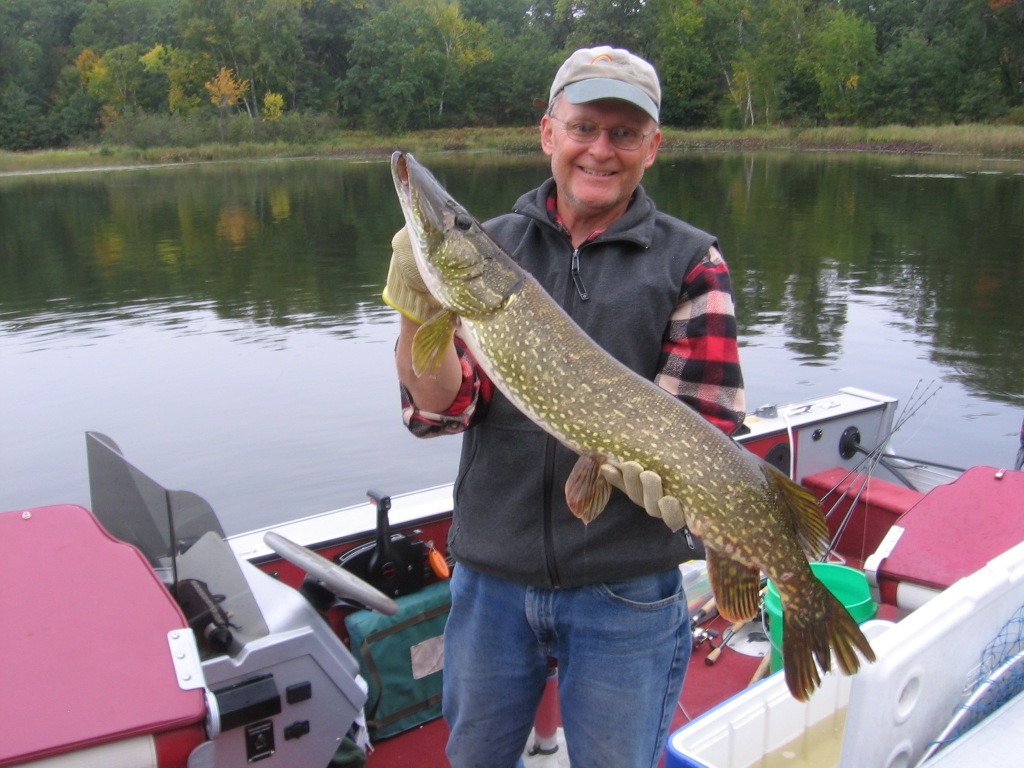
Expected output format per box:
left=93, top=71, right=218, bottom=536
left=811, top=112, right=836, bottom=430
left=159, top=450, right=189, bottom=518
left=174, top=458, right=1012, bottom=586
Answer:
left=548, top=115, right=656, bottom=151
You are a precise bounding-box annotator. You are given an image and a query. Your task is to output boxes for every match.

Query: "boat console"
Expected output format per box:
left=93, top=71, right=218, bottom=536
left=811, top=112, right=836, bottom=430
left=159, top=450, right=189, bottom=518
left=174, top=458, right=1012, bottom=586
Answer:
left=0, top=433, right=376, bottom=768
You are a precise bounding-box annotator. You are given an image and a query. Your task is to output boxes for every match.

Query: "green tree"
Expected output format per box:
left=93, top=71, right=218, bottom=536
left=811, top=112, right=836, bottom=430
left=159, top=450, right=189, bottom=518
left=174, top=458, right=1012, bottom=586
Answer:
left=344, top=3, right=435, bottom=131
left=691, top=0, right=757, bottom=127
left=140, top=43, right=208, bottom=113
left=293, top=0, right=363, bottom=112
left=811, top=8, right=876, bottom=123
left=564, top=0, right=656, bottom=57
left=461, top=0, right=534, bottom=31
left=344, top=0, right=498, bottom=130
left=987, top=0, right=1024, bottom=112
left=72, top=0, right=180, bottom=50
left=654, top=0, right=725, bottom=127
left=56, top=0, right=173, bottom=131
left=857, top=29, right=956, bottom=125
left=749, top=0, right=823, bottom=125
left=426, top=0, right=492, bottom=121
left=465, top=23, right=554, bottom=123
left=851, top=0, right=994, bottom=124
left=178, top=0, right=303, bottom=117
left=0, top=84, right=57, bottom=149
left=845, top=0, right=1019, bottom=124
left=0, top=0, right=87, bottom=148
left=843, top=0, right=921, bottom=54
left=87, top=43, right=147, bottom=120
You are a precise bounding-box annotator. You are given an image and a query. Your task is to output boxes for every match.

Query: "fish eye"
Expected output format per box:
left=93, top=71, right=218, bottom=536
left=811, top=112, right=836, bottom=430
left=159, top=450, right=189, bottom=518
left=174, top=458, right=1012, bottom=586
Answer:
left=454, top=213, right=473, bottom=231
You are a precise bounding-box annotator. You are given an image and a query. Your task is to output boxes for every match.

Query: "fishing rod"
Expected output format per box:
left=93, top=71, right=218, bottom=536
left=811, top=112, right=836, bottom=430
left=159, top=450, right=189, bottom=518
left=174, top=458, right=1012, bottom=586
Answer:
left=820, top=385, right=936, bottom=555
left=705, top=585, right=768, bottom=666
left=818, top=381, right=942, bottom=560
left=705, top=620, right=747, bottom=666
left=818, top=381, right=937, bottom=501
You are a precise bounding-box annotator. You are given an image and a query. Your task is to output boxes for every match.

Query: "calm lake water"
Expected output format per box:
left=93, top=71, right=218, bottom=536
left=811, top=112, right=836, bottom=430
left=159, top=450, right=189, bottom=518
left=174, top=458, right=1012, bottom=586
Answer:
left=2, top=150, right=1022, bottom=535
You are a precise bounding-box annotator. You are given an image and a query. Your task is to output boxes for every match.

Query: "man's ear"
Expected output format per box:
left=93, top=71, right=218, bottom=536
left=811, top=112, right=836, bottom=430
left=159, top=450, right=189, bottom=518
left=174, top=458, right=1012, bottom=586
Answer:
left=643, top=128, right=662, bottom=169
left=540, top=115, right=555, bottom=157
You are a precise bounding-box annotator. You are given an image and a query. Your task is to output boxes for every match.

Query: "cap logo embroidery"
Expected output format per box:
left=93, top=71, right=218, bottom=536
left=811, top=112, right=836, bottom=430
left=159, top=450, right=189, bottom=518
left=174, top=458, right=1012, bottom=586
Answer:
left=591, top=53, right=614, bottom=64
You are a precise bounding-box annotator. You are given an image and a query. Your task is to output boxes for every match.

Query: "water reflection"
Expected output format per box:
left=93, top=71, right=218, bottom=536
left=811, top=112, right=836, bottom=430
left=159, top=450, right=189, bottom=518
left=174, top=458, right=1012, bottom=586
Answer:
left=652, top=153, right=1023, bottom=412
left=1, top=152, right=1021, bottom=534
left=0, top=159, right=401, bottom=332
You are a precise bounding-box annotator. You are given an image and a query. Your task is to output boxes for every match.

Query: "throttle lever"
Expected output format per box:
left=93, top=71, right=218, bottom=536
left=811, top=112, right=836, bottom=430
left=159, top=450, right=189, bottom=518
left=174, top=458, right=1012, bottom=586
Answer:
left=366, top=490, right=399, bottom=592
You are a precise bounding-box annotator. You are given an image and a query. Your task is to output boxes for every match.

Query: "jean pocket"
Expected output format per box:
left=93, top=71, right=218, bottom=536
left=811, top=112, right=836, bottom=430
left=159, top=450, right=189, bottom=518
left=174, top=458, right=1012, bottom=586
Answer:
left=599, top=568, right=684, bottom=610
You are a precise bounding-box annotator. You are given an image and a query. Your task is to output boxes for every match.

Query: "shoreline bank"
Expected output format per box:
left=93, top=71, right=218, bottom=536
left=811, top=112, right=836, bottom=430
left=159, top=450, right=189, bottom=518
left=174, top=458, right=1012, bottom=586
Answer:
left=3, top=125, right=1023, bottom=176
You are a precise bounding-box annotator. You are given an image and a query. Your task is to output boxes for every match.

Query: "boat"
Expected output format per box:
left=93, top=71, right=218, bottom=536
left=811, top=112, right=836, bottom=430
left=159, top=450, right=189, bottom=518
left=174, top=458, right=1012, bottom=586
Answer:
left=2, top=386, right=1023, bottom=768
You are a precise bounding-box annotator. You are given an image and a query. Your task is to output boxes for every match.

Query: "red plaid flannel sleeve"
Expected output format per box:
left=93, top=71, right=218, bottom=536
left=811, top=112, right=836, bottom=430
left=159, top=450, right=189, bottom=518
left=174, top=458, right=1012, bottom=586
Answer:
left=655, top=246, right=746, bottom=435
left=400, top=339, right=492, bottom=437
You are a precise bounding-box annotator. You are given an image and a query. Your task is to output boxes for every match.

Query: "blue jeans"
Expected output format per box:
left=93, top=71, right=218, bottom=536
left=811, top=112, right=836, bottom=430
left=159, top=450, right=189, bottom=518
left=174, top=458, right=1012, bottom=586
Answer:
left=443, top=564, right=690, bottom=768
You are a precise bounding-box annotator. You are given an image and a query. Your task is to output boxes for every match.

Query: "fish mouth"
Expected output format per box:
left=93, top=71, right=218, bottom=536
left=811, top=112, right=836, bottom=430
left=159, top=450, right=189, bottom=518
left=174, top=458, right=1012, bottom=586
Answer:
left=392, top=151, right=429, bottom=241
left=392, top=151, right=435, bottom=220
left=392, top=151, right=448, bottom=239
left=392, top=151, right=413, bottom=204
left=394, top=151, right=411, bottom=188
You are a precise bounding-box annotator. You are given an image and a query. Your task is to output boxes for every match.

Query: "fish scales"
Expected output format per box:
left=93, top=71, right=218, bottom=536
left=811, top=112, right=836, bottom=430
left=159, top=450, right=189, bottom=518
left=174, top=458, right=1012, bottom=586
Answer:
left=391, top=151, right=875, bottom=701
left=468, top=281, right=736, bottom=480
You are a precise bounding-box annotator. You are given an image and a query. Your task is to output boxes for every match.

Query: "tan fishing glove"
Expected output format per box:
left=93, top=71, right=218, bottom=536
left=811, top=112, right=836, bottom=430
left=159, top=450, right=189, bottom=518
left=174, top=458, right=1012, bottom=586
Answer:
left=600, top=461, right=687, bottom=532
left=382, top=227, right=442, bottom=324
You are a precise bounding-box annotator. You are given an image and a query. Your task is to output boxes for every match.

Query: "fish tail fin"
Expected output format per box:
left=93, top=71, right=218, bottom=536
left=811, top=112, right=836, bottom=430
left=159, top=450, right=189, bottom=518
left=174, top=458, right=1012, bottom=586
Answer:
left=782, top=588, right=877, bottom=701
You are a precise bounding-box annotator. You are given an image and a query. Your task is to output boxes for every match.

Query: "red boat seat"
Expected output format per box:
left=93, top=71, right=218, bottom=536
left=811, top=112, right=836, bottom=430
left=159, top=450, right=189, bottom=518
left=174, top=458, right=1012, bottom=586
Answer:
left=871, top=467, right=1024, bottom=608
left=0, top=505, right=206, bottom=767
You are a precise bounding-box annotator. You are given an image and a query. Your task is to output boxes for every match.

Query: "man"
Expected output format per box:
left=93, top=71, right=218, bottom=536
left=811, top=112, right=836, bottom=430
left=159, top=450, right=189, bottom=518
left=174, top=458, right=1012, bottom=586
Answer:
left=383, top=46, right=745, bottom=768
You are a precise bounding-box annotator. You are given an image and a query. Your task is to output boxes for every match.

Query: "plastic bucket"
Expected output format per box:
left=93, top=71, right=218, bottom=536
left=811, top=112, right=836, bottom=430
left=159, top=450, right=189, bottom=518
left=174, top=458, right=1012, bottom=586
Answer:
left=764, top=562, right=877, bottom=673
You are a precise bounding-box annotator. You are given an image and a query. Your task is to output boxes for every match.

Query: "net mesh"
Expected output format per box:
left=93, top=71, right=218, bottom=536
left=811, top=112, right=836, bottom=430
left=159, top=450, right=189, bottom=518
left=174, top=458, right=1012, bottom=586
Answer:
left=923, top=603, right=1024, bottom=760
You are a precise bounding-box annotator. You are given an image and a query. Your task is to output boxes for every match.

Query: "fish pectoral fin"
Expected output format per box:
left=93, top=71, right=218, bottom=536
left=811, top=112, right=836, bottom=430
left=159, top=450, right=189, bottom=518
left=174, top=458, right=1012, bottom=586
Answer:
left=565, top=454, right=612, bottom=524
left=762, top=464, right=830, bottom=560
left=411, top=310, right=459, bottom=377
left=706, top=548, right=762, bottom=622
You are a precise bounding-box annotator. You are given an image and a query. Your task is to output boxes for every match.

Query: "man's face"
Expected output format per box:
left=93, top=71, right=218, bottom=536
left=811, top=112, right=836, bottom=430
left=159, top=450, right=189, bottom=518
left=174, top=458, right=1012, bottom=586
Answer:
left=540, top=97, right=661, bottom=228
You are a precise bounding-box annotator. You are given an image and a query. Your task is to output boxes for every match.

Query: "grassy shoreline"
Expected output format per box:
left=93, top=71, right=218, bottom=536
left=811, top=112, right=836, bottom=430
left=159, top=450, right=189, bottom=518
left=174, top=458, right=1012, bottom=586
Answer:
left=3, top=124, right=1024, bottom=174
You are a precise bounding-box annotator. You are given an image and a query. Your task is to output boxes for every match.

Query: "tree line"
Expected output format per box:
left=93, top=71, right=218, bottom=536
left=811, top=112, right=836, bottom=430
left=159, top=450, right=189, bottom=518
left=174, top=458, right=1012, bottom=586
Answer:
left=1, top=0, right=1022, bottom=151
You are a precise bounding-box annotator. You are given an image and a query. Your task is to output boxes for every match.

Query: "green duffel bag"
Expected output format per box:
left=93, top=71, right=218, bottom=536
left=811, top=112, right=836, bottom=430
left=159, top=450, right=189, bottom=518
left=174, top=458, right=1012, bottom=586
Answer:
left=344, top=579, right=451, bottom=740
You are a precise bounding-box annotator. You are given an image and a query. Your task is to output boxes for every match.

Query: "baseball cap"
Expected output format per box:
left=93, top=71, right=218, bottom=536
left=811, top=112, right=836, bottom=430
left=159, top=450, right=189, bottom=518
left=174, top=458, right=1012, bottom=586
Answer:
left=549, top=46, right=661, bottom=122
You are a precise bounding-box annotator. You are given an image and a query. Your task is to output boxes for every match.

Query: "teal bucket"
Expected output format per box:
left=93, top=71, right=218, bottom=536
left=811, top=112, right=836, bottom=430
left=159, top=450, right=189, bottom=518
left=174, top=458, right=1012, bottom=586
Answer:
left=764, top=562, right=877, bottom=674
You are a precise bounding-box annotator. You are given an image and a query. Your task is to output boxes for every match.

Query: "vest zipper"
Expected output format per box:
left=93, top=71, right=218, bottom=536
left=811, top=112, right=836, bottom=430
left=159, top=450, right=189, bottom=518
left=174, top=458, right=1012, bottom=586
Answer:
left=570, top=248, right=589, bottom=301
left=541, top=436, right=561, bottom=587
left=541, top=242, right=586, bottom=588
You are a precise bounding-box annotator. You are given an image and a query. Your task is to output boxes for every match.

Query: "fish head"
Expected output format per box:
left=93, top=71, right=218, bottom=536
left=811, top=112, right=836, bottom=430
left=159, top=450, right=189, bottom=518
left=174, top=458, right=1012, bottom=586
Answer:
left=391, top=151, right=522, bottom=319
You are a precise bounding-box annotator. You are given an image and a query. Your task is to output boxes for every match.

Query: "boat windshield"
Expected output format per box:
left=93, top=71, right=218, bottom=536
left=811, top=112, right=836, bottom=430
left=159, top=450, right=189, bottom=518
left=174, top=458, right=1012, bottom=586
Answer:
left=85, top=431, right=226, bottom=583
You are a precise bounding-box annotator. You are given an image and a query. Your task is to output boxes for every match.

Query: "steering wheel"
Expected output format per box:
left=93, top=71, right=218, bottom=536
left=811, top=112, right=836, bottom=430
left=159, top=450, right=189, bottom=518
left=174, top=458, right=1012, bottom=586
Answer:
left=264, top=531, right=398, bottom=615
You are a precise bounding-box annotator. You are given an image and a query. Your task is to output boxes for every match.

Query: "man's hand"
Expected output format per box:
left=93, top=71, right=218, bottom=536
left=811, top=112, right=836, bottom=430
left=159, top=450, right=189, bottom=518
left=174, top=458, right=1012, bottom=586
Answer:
left=600, top=461, right=687, bottom=531
left=382, top=227, right=442, bottom=324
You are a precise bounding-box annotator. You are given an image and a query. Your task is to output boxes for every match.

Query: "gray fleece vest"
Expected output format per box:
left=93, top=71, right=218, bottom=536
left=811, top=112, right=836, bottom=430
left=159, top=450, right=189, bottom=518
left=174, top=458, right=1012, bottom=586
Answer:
left=448, top=179, right=717, bottom=589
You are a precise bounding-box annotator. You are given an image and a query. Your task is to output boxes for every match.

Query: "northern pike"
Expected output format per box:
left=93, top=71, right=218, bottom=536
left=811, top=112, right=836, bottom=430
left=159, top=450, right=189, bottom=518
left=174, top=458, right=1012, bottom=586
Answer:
left=390, top=150, right=875, bottom=700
